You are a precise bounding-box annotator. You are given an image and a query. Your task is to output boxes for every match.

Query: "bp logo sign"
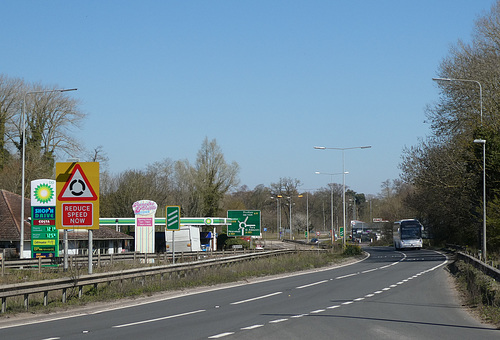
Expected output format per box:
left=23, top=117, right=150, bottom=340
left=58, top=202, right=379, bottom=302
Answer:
left=33, top=183, right=54, bottom=204
left=31, top=179, right=56, bottom=206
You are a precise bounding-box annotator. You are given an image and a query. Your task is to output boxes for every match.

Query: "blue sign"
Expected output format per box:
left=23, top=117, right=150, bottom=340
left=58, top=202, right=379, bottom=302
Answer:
left=33, top=206, right=56, bottom=220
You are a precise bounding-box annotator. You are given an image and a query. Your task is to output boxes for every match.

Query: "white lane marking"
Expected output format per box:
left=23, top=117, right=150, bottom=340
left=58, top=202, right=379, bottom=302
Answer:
left=310, top=309, right=325, bottom=314
left=230, top=292, right=282, bottom=305
left=113, top=309, right=205, bottom=328
left=382, top=287, right=391, bottom=291
left=296, top=280, right=329, bottom=289
left=327, top=305, right=340, bottom=309
left=365, top=293, right=375, bottom=297
left=342, top=301, right=354, bottom=305
left=374, top=290, right=383, bottom=294
left=209, top=332, right=235, bottom=338
left=362, top=268, right=378, bottom=273
left=269, top=318, right=288, bottom=324
left=336, top=273, right=359, bottom=279
left=354, top=297, right=365, bottom=302
left=291, top=314, right=308, bottom=318
left=241, top=324, right=264, bottom=330
left=42, top=338, right=60, bottom=340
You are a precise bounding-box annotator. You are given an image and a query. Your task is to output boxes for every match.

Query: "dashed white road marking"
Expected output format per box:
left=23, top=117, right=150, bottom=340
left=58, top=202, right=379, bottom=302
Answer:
left=208, top=332, right=235, bottom=338
left=230, top=292, right=282, bottom=305
left=241, top=324, right=264, bottom=330
left=113, top=309, right=205, bottom=328
left=269, top=318, right=288, bottom=324
left=310, top=309, right=326, bottom=314
left=336, top=273, right=359, bottom=279
left=296, top=280, right=329, bottom=289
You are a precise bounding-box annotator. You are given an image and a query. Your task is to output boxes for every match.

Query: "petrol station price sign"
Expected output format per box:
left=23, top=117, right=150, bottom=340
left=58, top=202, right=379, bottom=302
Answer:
left=31, top=179, right=59, bottom=258
left=56, top=162, right=100, bottom=229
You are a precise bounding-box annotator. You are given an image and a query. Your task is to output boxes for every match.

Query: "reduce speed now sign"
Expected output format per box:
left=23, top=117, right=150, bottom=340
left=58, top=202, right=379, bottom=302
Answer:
left=56, top=162, right=100, bottom=230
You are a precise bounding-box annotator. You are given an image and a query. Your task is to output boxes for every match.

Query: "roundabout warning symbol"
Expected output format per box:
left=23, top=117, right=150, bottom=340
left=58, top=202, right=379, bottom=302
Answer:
left=58, top=164, right=98, bottom=201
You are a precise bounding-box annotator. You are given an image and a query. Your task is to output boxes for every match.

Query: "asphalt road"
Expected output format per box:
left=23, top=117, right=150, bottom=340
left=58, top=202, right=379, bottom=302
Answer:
left=0, top=247, right=497, bottom=339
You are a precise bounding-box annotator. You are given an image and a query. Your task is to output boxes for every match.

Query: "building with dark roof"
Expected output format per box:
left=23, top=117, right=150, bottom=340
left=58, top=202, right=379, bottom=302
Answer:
left=0, top=189, right=133, bottom=258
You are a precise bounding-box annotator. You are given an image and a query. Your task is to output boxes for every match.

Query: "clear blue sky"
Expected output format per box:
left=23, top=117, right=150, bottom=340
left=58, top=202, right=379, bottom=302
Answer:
left=2, top=0, right=495, bottom=196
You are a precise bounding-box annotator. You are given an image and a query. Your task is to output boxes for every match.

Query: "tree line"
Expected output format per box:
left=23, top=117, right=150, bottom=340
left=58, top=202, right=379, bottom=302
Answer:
left=400, top=1, right=500, bottom=255
left=0, top=72, right=416, bottom=240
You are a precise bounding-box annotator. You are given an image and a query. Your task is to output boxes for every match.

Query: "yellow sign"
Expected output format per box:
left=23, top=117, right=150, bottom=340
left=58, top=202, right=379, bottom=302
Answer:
left=56, top=162, right=100, bottom=229
left=33, top=239, right=56, bottom=246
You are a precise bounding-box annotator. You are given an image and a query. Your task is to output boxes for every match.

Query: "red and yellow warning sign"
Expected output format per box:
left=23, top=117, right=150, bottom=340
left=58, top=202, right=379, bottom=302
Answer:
left=56, top=162, right=99, bottom=229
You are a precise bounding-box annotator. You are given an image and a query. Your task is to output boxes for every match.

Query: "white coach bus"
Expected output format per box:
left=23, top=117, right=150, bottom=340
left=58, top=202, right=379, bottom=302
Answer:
left=393, top=219, right=423, bottom=250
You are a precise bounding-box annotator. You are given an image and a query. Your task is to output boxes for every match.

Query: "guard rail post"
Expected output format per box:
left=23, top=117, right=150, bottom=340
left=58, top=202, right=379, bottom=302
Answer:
left=1, top=249, right=5, bottom=276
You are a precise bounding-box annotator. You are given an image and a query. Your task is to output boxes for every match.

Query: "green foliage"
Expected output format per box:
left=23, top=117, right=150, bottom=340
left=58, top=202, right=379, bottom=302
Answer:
left=399, top=3, right=500, bottom=252
left=343, top=244, right=362, bottom=256
left=450, top=260, right=500, bottom=326
left=224, top=237, right=250, bottom=250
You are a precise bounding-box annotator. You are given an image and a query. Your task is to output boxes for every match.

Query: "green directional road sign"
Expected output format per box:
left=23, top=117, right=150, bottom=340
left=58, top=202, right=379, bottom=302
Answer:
left=227, top=210, right=261, bottom=237
left=166, top=206, right=180, bottom=231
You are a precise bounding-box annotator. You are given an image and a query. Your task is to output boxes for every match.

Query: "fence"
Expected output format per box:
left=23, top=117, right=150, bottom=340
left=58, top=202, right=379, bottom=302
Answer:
left=456, top=251, right=500, bottom=282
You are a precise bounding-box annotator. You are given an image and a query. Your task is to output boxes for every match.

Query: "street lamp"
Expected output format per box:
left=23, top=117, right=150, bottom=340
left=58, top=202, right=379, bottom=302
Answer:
left=314, top=145, right=371, bottom=246
left=20, top=88, right=77, bottom=258
left=434, top=77, right=487, bottom=261
left=286, top=194, right=303, bottom=240
left=474, top=139, right=487, bottom=261
left=315, top=171, right=348, bottom=244
left=432, top=77, right=483, bottom=125
left=271, top=195, right=282, bottom=240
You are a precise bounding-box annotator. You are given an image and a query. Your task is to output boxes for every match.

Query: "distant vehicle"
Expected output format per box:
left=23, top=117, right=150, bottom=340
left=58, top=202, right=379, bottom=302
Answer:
left=310, top=238, right=319, bottom=244
left=165, top=226, right=202, bottom=252
left=393, top=219, right=423, bottom=250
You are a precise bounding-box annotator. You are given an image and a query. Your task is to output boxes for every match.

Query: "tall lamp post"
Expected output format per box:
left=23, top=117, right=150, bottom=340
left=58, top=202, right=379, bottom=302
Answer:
left=433, top=77, right=486, bottom=261
left=271, top=195, right=282, bottom=240
left=315, top=171, right=347, bottom=244
left=314, top=145, right=371, bottom=246
left=474, top=139, right=487, bottom=261
left=286, top=194, right=303, bottom=240
left=432, top=77, right=483, bottom=124
left=20, top=88, right=77, bottom=258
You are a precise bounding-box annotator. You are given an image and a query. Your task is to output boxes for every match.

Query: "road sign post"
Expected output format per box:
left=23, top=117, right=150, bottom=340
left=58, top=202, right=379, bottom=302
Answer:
left=166, top=206, right=180, bottom=263
left=166, top=206, right=180, bottom=231
left=56, top=162, right=100, bottom=229
left=227, top=210, right=261, bottom=237
left=56, top=162, right=99, bottom=274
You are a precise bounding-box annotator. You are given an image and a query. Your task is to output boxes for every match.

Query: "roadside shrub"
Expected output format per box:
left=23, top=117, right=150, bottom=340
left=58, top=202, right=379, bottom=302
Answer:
left=450, top=260, right=500, bottom=326
left=224, top=237, right=250, bottom=250
left=343, top=244, right=362, bottom=256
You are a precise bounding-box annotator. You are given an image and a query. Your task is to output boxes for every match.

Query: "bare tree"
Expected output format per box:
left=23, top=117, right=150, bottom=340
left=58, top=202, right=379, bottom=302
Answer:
left=194, top=137, right=239, bottom=217
left=0, top=75, right=24, bottom=168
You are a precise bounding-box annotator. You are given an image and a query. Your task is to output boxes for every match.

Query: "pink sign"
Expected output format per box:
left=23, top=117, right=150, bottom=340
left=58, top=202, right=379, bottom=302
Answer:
left=137, top=217, right=153, bottom=227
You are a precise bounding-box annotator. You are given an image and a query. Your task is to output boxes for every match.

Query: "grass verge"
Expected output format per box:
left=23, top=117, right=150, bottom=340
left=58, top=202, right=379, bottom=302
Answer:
left=448, top=260, right=500, bottom=327
left=1, top=250, right=357, bottom=315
